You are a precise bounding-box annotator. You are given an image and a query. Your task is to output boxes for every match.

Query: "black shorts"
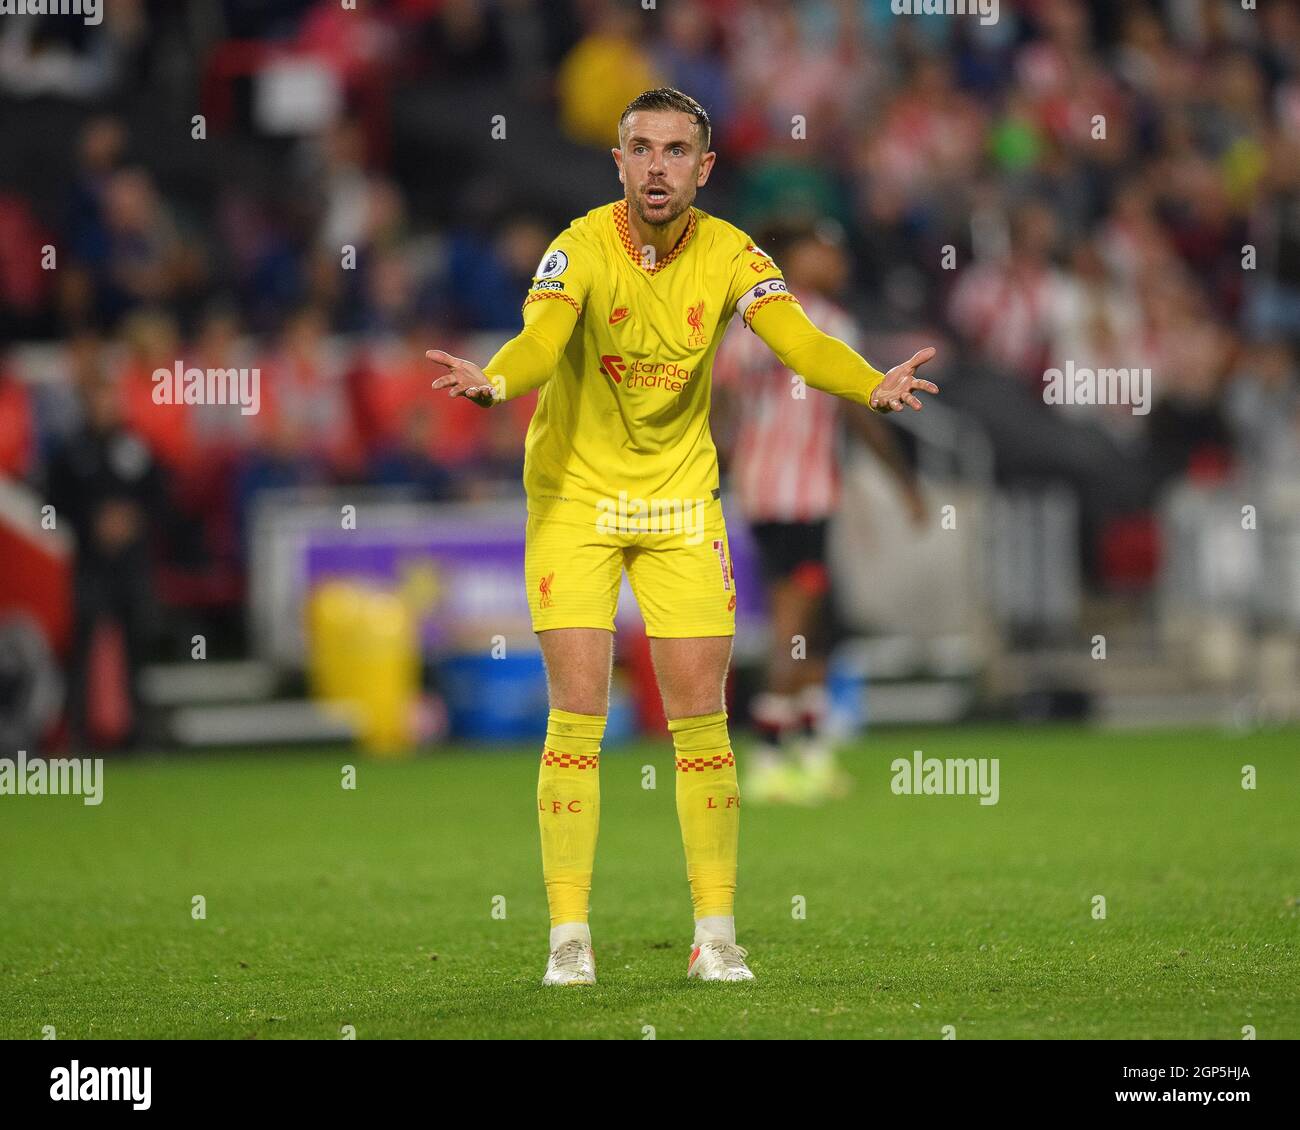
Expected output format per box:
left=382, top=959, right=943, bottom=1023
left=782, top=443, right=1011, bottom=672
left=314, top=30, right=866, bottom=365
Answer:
left=749, top=520, right=830, bottom=593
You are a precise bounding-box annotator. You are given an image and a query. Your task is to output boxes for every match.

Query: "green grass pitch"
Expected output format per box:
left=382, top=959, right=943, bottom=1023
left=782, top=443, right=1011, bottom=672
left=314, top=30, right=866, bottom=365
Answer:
left=2, top=724, right=1296, bottom=1039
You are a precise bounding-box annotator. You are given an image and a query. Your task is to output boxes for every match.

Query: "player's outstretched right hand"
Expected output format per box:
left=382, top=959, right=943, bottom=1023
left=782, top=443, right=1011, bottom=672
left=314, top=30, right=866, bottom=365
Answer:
left=427, top=349, right=498, bottom=407
left=869, top=347, right=939, bottom=413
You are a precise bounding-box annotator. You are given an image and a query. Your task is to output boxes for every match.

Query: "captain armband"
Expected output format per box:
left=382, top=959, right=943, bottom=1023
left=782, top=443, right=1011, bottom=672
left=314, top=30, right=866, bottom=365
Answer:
left=735, top=278, right=797, bottom=330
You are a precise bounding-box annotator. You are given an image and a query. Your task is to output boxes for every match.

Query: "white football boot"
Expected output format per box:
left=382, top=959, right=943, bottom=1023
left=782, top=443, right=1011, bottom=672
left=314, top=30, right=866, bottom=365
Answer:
left=542, top=939, right=596, bottom=986
left=687, top=939, right=755, bottom=982
left=745, top=758, right=810, bottom=805
left=797, top=745, right=853, bottom=802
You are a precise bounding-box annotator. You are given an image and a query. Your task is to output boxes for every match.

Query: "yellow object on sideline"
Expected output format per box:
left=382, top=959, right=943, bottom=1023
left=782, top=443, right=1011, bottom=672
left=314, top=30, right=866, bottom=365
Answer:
left=307, top=581, right=418, bottom=757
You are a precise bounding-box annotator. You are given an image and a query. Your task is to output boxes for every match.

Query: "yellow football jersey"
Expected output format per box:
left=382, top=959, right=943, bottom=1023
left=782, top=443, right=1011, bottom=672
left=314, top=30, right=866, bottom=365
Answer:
left=507, top=200, right=795, bottom=517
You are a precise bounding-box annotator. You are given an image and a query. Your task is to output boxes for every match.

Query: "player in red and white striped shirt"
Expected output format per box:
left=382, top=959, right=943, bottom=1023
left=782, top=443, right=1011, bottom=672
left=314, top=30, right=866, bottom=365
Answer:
left=714, top=219, right=925, bottom=803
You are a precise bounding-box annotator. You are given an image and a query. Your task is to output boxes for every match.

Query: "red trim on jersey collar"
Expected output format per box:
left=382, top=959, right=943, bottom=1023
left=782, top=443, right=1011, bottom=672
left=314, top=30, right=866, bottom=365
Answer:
left=612, top=199, right=698, bottom=275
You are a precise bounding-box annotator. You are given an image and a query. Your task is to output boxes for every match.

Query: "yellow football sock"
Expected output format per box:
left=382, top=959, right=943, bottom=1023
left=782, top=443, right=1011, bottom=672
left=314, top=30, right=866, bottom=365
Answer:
left=537, top=708, right=605, bottom=928
left=669, top=711, right=739, bottom=920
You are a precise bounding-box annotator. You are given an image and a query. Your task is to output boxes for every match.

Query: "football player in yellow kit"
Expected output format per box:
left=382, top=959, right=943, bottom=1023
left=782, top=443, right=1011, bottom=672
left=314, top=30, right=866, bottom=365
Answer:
left=427, top=88, right=938, bottom=985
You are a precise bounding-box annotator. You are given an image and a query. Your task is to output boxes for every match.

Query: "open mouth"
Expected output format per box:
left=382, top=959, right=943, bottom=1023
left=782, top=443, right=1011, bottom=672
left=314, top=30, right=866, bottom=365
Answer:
left=644, top=185, right=671, bottom=206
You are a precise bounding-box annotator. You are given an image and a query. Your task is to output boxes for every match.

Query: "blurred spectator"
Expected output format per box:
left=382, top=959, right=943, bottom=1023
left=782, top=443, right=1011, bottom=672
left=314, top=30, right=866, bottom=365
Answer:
left=1046, top=239, right=1143, bottom=443
left=213, top=184, right=309, bottom=335
left=728, top=0, right=871, bottom=159
left=556, top=1, right=662, bottom=147
left=1245, top=136, right=1300, bottom=340
left=294, top=0, right=398, bottom=88
left=369, top=404, right=456, bottom=500
left=652, top=4, right=733, bottom=140
left=186, top=305, right=258, bottom=455
left=0, top=361, right=34, bottom=481
left=0, top=193, right=54, bottom=339
left=854, top=56, right=984, bottom=198
left=118, top=309, right=194, bottom=474
left=0, top=6, right=121, bottom=100
left=67, top=168, right=205, bottom=330
left=355, top=322, right=482, bottom=475
left=461, top=395, right=531, bottom=497
left=442, top=216, right=551, bottom=330
left=1226, top=340, right=1300, bottom=484
left=1141, top=270, right=1238, bottom=486
left=219, top=0, right=316, bottom=39
left=31, top=331, right=106, bottom=464
left=64, top=116, right=126, bottom=262
left=948, top=200, right=1065, bottom=384
left=46, top=369, right=165, bottom=749
left=295, top=118, right=412, bottom=326
left=253, top=305, right=360, bottom=478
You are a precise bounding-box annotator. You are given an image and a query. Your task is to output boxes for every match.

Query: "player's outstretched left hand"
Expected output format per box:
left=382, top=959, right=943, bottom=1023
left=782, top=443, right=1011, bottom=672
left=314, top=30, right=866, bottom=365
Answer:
left=870, top=347, right=939, bottom=413
left=427, top=349, right=497, bottom=407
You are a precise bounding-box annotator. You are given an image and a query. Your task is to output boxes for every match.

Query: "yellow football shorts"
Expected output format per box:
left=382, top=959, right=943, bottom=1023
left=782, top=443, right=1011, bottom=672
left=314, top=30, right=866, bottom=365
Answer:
left=525, top=499, right=737, bottom=637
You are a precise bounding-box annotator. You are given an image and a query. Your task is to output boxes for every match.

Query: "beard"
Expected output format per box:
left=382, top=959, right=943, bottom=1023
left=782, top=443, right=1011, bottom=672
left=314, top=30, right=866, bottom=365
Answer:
left=628, top=184, right=691, bottom=229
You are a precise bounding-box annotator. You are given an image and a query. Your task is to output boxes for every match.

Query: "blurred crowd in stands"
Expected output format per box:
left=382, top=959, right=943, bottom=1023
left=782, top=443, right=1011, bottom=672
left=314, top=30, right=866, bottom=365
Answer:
left=0, top=0, right=1298, bottom=614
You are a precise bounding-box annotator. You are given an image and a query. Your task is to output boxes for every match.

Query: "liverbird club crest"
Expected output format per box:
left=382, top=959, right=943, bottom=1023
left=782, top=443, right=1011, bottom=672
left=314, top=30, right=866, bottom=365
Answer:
left=685, top=300, right=706, bottom=347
